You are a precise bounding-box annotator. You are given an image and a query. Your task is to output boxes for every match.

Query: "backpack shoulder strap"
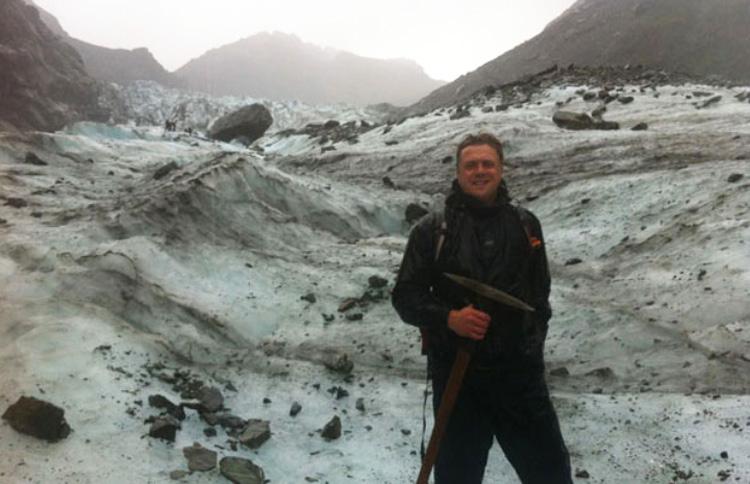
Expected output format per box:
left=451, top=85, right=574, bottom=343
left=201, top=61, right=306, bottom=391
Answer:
left=434, top=210, right=448, bottom=262
left=513, top=205, right=543, bottom=250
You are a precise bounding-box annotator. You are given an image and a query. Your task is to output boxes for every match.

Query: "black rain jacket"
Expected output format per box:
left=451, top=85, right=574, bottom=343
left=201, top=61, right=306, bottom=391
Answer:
left=392, top=181, right=552, bottom=371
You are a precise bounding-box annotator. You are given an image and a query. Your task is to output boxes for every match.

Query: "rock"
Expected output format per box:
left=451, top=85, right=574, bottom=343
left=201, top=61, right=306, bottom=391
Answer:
left=356, top=398, right=366, bottom=412
left=720, top=451, right=728, bottom=459
left=323, top=120, right=340, bottom=129
left=586, top=367, right=615, bottom=379
left=148, top=394, right=185, bottom=420
left=148, top=415, right=180, bottom=442
left=618, top=96, right=635, bottom=104
left=25, top=152, right=47, bottom=166
left=182, top=442, right=217, bottom=472
left=441, top=155, right=453, bottom=164
left=170, top=470, right=188, bottom=480
left=553, top=111, right=619, bottom=130
left=208, top=104, right=273, bottom=144
left=591, top=105, right=607, bottom=119
left=697, top=95, right=722, bottom=109
left=197, top=386, right=224, bottom=413
left=382, top=176, right=396, bottom=188
left=2, top=396, right=71, bottom=442
left=338, top=298, right=358, bottom=312
left=481, top=106, right=494, bottom=113
left=368, top=275, right=388, bottom=289
left=290, top=402, right=302, bottom=417
left=550, top=367, right=570, bottom=377
left=203, top=427, right=217, bottom=437
left=324, top=352, right=354, bottom=374
left=300, top=293, right=316, bottom=304
left=217, top=413, right=246, bottom=431
left=449, top=107, right=471, bottom=120
left=346, top=312, right=363, bottom=321
left=727, top=173, right=743, bottom=183
left=153, top=161, right=178, bottom=180
left=321, top=415, right=342, bottom=440
left=552, top=111, right=594, bottom=130
left=575, top=468, right=590, bottom=478
left=564, top=257, right=583, bottom=266
left=220, top=456, right=265, bottom=484
left=384, top=140, right=399, bottom=146
left=238, top=419, right=271, bottom=449
left=405, top=203, right=429, bottom=224
left=631, top=122, right=649, bottom=131
left=4, top=198, right=27, bottom=208
left=328, top=386, right=349, bottom=400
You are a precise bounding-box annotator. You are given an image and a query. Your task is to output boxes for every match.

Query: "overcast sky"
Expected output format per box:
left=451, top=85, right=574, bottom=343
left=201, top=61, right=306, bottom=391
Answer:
left=34, top=0, right=579, bottom=81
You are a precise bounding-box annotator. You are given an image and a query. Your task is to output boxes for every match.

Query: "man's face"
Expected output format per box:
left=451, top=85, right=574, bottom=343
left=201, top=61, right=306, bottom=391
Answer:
left=456, top=144, right=503, bottom=205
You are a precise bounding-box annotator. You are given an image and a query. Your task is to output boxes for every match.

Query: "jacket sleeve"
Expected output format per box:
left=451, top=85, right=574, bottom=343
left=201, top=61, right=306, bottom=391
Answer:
left=391, top=215, right=452, bottom=329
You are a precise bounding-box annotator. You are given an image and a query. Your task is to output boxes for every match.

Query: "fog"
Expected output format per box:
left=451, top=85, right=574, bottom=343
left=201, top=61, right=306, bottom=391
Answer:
left=33, top=0, right=578, bottom=81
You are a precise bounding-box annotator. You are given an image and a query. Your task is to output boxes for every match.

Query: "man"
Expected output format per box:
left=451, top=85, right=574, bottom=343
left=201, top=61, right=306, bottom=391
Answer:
left=392, top=133, right=572, bottom=483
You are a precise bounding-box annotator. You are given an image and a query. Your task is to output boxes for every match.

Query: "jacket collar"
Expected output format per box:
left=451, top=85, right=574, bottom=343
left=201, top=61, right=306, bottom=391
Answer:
left=445, top=179, right=511, bottom=216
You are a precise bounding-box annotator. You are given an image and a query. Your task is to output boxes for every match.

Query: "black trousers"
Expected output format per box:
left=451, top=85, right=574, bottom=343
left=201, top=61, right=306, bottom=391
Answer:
left=430, top=359, right=572, bottom=484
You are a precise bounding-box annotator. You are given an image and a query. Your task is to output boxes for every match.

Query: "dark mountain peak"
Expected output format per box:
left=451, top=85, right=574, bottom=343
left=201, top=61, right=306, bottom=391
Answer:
left=0, top=0, right=104, bottom=131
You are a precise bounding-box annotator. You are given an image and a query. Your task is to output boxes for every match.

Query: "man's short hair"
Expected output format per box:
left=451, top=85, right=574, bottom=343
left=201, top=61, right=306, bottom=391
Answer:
left=455, top=133, right=504, bottom=166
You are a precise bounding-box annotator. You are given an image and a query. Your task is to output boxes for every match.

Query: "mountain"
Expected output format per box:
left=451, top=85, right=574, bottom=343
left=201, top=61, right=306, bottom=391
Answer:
left=66, top=39, right=182, bottom=88
left=0, top=0, right=104, bottom=131
left=175, top=31, right=445, bottom=106
left=411, top=0, right=750, bottom=113
left=25, top=0, right=181, bottom=88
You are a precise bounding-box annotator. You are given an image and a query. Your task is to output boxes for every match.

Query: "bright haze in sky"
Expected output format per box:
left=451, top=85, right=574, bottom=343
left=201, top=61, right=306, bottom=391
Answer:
left=34, top=0, right=578, bottom=82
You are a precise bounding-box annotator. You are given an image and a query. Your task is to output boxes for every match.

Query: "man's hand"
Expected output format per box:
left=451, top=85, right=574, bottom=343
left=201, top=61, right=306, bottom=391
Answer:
left=447, top=305, right=490, bottom=340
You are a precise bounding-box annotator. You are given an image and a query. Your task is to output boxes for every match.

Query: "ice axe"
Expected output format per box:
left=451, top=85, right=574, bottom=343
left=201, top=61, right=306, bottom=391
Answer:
left=416, top=273, right=534, bottom=484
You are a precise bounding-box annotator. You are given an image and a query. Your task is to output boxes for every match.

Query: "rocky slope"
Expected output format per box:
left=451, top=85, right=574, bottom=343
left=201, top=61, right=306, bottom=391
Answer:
left=176, top=31, right=445, bottom=106
left=25, top=0, right=181, bottom=88
left=67, top=39, right=183, bottom=88
left=0, top=0, right=104, bottom=132
left=411, top=0, right=750, bottom=114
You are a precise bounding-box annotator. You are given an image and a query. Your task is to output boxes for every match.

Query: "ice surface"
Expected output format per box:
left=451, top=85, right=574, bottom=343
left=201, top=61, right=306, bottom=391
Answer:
left=1, top=80, right=749, bottom=482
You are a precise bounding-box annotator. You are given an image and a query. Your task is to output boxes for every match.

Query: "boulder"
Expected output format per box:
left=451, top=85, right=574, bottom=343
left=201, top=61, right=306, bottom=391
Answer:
left=220, top=457, right=265, bottom=484
left=238, top=419, right=271, bottom=449
left=208, top=104, right=273, bottom=144
left=289, top=402, right=302, bottom=417
left=553, top=111, right=619, bottom=131
left=2, top=396, right=71, bottom=442
left=182, top=442, right=217, bottom=472
left=24, top=152, right=47, bottom=166
left=323, top=351, right=354, bottom=374
left=197, top=386, right=224, bottom=413
left=368, top=275, right=388, bottom=289
left=321, top=415, right=342, bottom=441
left=148, top=415, right=181, bottom=442
left=148, top=394, right=185, bottom=420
